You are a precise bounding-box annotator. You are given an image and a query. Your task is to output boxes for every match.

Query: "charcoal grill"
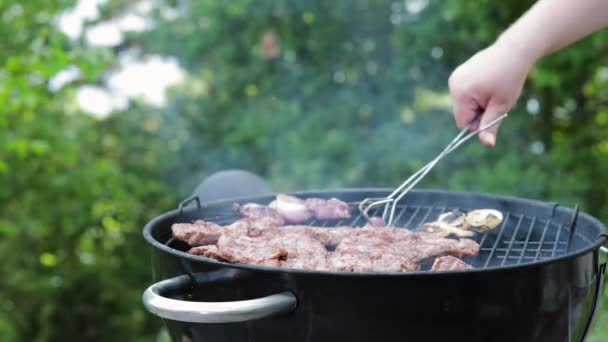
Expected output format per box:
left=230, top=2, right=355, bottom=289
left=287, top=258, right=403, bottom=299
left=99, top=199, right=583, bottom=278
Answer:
left=142, top=189, right=607, bottom=342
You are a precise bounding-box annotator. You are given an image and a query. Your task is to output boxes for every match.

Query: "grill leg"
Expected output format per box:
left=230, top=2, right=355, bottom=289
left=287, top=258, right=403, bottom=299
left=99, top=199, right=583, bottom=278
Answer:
left=192, top=169, right=273, bottom=202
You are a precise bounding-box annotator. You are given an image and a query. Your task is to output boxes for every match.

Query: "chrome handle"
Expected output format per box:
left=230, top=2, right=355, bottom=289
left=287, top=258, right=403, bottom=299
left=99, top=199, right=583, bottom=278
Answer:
left=600, top=245, right=608, bottom=265
left=142, top=275, right=297, bottom=323
left=581, top=245, right=607, bottom=341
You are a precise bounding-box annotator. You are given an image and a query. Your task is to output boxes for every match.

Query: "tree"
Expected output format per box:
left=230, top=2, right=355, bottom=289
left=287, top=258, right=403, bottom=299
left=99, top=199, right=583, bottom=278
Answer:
left=0, top=1, right=173, bottom=340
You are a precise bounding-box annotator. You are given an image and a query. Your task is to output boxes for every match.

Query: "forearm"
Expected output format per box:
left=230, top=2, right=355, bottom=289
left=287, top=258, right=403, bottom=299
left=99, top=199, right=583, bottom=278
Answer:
left=496, top=0, right=608, bottom=63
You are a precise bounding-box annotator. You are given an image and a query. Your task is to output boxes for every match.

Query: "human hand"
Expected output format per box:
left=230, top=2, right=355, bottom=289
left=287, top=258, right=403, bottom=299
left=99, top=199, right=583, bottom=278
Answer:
left=448, top=40, right=535, bottom=146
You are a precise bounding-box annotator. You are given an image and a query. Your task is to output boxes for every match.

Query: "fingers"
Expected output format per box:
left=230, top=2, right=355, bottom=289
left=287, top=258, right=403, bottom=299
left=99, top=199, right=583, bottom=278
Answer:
left=477, top=100, right=506, bottom=147
left=449, top=71, right=484, bottom=130
left=451, top=95, right=480, bottom=130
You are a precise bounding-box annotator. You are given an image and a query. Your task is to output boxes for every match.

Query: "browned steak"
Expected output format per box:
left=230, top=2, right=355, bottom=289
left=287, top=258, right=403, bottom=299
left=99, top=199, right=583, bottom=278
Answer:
left=283, top=226, right=355, bottom=247
left=172, top=220, right=223, bottom=246
left=208, top=227, right=286, bottom=267
left=357, top=226, right=414, bottom=241
left=269, top=226, right=411, bottom=248
left=189, top=225, right=329, bottom=270
left=387, top=234, right=479, bottom=262
left=173, top=217, right=282, bottom=246
left=329, top=234, right=418, bottom=272
left=173, top=219, right=480, bottom=272
left=447, top=238, right=480, bottom=258
left=431, top=255, right=473, bottom=271
left=189, top=224, right=330, bottom=270
left=188, top=245, right=221, bottom=259
left=275, top=231, right=329, bottom=270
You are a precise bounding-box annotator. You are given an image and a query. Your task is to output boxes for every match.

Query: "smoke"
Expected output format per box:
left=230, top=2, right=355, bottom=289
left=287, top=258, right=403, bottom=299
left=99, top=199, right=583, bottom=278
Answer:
left=142, top=0, right=500, bottom=198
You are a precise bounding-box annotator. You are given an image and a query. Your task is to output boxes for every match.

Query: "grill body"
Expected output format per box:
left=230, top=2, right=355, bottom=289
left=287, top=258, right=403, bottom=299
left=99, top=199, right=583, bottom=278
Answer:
left=143, top=189, right=607, bottom=342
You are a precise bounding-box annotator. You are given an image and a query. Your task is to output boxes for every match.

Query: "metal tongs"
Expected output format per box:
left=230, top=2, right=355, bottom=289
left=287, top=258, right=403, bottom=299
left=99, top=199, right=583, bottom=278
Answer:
left=359, top=113, right=508, bottom=226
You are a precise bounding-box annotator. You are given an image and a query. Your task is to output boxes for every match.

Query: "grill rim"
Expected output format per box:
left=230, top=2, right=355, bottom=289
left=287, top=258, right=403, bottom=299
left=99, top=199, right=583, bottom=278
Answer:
left=143, top=188, right=608, bottom=277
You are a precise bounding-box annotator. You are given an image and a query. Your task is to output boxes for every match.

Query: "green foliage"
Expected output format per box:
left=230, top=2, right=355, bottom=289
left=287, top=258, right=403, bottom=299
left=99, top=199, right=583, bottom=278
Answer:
left=1, top=0, right=607, bottom=340
left=0, top=1, right=173, bottom=341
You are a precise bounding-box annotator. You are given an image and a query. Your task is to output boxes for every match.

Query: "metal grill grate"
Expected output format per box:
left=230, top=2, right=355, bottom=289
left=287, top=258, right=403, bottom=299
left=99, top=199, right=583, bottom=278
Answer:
left=354, top=204, right=584, bottom=268
left=366, top=204, right=586, bottom=268
left=175, top=201, right=589, bottom=270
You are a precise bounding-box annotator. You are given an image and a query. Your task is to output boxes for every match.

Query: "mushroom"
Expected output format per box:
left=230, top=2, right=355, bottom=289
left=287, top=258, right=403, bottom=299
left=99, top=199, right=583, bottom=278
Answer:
left=438, top=210, right=467, bottom=227
left=465, top=209, right=503, bottom=232
left=423, top=221, right=475, bottom=238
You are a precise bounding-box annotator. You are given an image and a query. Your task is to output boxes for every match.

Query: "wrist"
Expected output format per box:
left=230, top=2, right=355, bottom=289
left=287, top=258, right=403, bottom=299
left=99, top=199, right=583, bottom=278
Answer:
left=494, top=33, right=541, bottom=67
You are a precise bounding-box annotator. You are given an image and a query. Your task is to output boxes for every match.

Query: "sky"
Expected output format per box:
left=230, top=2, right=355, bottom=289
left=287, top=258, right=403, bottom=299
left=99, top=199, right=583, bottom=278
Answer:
left=53, top=0, right=185, bottom=118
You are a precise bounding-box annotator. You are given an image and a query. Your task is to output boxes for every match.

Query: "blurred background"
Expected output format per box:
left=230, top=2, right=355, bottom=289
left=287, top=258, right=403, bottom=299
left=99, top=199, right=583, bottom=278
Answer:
left=1, top=0, right=607, bottom=340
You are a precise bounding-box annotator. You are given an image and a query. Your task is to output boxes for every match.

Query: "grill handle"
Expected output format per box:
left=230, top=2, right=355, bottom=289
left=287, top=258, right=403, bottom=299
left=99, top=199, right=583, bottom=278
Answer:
left=581, top=245, right=607, bottom=341
left=142, top=275, right=297, bottom=323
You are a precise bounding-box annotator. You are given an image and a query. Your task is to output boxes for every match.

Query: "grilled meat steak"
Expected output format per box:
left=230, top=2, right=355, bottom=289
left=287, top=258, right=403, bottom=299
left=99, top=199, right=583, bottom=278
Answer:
left=169, top=195, right=499, bottom=272
left=329, top=233, right=419, bottom=272
left=175, top=219, right=479, bottom=272
left=191, top=227, right=286, bottom=267
left=431, top=255, right=473, bottom=271
left=387, top=233, right=479, bottom=262
left=274, top=231, right=330, bottom=270
left=171, top=220, right=223, bottom=246
left=188, top=222, right=331, bottom=269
